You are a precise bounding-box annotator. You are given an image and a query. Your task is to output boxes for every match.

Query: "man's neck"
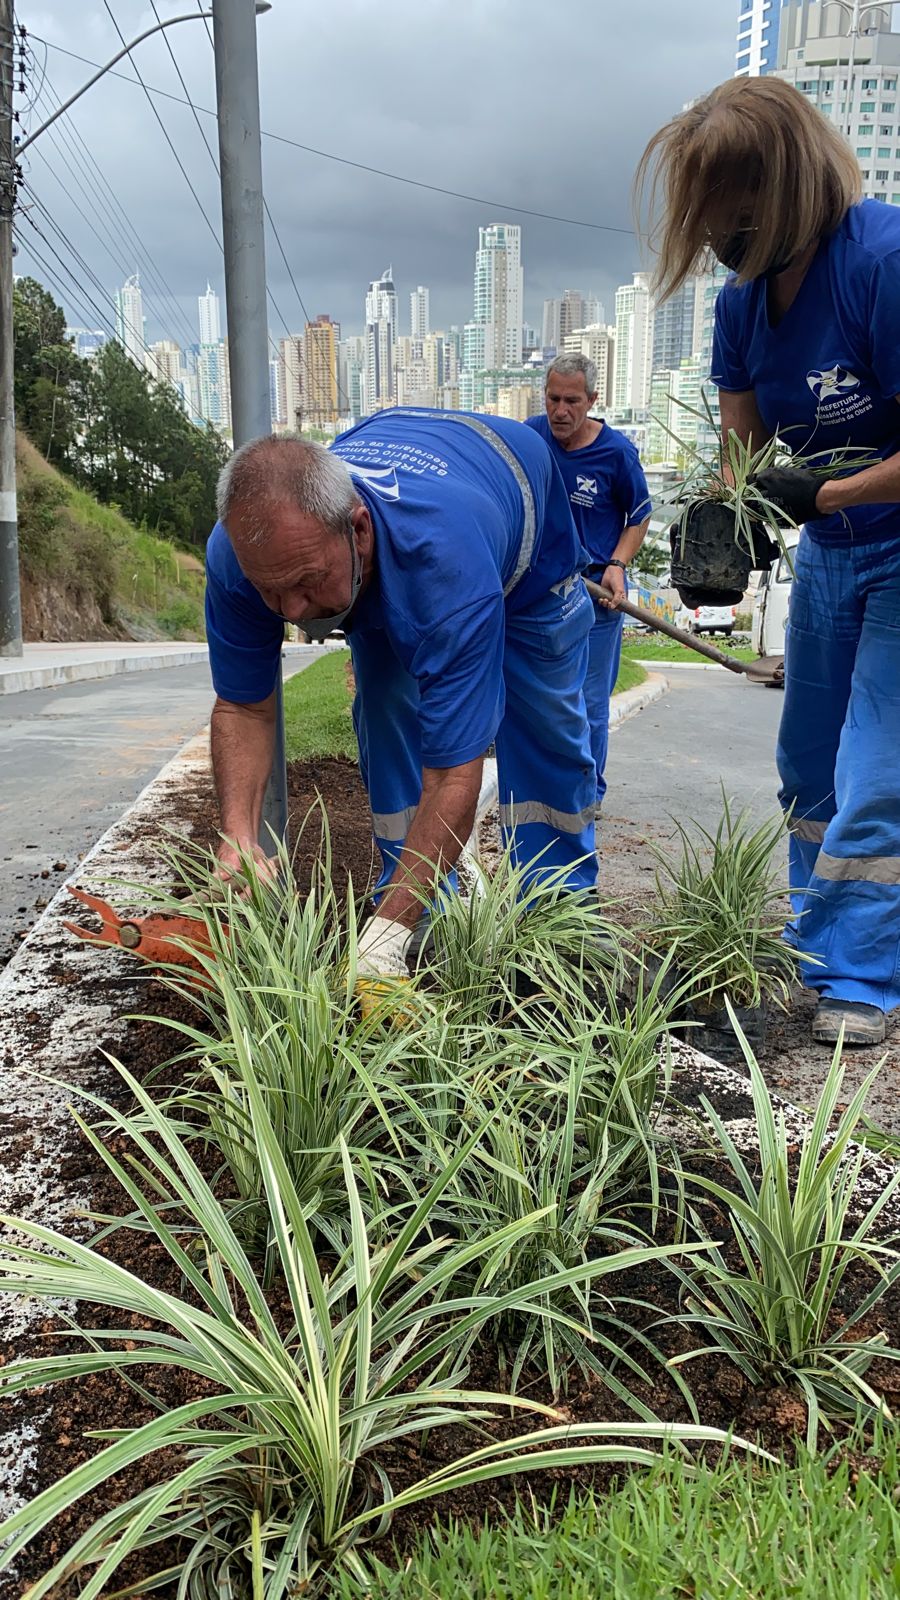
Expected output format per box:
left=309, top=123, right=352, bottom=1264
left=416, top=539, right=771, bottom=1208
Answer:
left=562, top=417, right=602, bottom=452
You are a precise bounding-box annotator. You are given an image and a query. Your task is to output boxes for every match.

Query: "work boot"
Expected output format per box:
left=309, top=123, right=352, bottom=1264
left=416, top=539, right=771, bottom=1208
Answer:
left=812, top=999, right=886, bottom=1046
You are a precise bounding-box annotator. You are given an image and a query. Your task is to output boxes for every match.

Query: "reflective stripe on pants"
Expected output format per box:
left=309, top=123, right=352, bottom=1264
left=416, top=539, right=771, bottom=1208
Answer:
left=350, top=577, right=598, bottom=899
left=777, top=530, right=900, bottom=1009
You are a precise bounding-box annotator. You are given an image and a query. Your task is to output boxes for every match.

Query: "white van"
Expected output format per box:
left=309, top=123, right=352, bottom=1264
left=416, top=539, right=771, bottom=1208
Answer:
left=752, top=529, right=801, bottom=659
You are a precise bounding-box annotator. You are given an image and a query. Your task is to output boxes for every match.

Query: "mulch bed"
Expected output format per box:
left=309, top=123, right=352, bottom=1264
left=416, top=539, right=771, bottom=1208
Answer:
left=2, top=756, right=899, bottom=1596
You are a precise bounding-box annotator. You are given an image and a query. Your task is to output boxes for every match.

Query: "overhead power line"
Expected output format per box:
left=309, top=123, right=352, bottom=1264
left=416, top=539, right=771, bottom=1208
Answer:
left=29, top=31, right=634, bottom=236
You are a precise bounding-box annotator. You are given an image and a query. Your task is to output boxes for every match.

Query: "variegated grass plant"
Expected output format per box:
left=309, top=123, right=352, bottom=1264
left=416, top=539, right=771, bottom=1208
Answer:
left=666, top=1009, right=900, bottom=1449
left=639, top=793, right=802, bottom=1013
left=0, top=1060, right=749, bottom=1599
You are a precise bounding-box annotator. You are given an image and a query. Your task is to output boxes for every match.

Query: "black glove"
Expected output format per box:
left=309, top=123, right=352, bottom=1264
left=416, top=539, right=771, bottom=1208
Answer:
left=752, top=466, right=821, bottom=525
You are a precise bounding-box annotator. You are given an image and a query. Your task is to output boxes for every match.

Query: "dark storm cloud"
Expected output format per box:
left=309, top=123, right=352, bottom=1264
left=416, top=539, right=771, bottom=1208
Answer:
left=15, top=1, right=734, bottom=344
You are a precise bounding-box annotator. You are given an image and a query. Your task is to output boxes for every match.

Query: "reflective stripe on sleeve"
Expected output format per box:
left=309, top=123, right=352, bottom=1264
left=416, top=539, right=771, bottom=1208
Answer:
left=815, top=851, right=900, bottom=885
left=499, top=800, right=596, bottom=834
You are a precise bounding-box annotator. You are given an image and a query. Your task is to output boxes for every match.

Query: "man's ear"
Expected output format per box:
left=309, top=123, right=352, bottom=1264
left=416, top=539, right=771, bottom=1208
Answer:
left=352, top=502, right=374, bottom=554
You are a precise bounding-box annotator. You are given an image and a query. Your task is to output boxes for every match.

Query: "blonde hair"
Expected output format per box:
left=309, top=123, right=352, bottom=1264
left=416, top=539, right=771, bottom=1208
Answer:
left=635, top=77, right=862, bottom=300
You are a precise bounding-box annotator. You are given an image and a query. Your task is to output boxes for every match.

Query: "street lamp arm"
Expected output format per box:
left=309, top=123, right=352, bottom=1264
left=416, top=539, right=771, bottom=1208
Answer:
left=15, top=11, right=213, bottom=157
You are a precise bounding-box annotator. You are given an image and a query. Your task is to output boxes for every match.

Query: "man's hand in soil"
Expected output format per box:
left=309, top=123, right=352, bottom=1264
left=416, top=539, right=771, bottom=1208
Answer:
left=215, top=837, right=280, bottom=892
left=355, top=914, right=413, bottom=1022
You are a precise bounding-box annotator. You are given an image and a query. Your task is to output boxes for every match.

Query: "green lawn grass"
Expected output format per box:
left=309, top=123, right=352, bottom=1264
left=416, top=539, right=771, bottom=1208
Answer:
left=284, top=647, right=646, bottom=766
left=283, top=651, right=357, bottom=762
left=334, top=1443, right=900, bottom=1599
left=622, top=634, right=756, bottom=665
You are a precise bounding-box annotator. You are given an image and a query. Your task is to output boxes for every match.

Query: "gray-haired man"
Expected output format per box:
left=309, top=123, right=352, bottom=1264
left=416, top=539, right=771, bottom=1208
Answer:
left=526, top=355, right=651, bottom=814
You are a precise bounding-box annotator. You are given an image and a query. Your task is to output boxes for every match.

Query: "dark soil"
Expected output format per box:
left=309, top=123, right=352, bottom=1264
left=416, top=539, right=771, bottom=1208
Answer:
left=4, top=756, right=900, bottom=1595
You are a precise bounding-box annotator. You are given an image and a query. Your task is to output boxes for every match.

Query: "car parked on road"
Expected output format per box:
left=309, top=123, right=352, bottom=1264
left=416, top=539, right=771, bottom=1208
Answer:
left=676, top=603, right=736, bottom=637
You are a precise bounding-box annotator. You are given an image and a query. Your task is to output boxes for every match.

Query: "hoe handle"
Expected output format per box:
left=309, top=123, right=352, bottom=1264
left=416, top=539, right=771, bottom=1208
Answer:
left=582, top=578, right=748, bottom=677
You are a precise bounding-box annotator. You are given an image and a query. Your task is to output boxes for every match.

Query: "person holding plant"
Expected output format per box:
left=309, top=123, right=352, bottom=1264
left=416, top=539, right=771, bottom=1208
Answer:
left=526, top=355, right=651, bottom=819
left=637, top=75, right=900, bottom=1046
left=205, top=413, right=599, bottom=1011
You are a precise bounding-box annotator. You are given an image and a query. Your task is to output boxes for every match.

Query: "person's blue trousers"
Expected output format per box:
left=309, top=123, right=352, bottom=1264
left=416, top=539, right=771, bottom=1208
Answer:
left=584, top=600, right=624, bottom=809
left=777, top=531, right=900, bottom=1012
left=349, top=577, right=598, bottom=900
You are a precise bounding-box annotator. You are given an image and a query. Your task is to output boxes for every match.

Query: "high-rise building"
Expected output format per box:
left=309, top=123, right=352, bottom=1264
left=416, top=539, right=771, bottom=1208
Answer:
left=541, top=298, right=561, bottom=355
left=146, top=339, right=182, bottom=388
left=339, top=335, right=366, bottom=421
left=562, top=324, right=616, bottom=410
left=410, top=285, right=430, bottom=339
left=651, top=277, right=698, bottom=373
left=613, top=273, right=654, bottom=418
left=776, top=4, right=900, bottom=202
left=735, top=0, right=786, bottom=76
left=278, top=336, right=305, bottom=431
left=114, top=273, right=145, bottom=366
left=198, top=282, right=221, bottom=345
left=302, top=315, right=341, bottom=430
left=269, top=359, right=285, bottom=427
left=472, top=223, right=523, bottom=367
left=584, top=295, right=605, bottom=328
left=197, top=340, right=231, bottom=432
left=364, top=268, right=398, bottom=412
left=66, top=327, right=107, bottom=361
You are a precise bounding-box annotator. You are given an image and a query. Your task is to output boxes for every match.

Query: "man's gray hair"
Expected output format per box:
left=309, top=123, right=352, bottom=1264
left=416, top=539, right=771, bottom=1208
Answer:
left=216, top=434, right=358, bottom=544
left=546, top=352, right=598, bottom=397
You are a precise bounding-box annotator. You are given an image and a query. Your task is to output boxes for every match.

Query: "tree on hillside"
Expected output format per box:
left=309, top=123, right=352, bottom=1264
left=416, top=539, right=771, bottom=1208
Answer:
left=14, top=278, right=227, bottom=545
left=13, top=277, right=82, bottom=469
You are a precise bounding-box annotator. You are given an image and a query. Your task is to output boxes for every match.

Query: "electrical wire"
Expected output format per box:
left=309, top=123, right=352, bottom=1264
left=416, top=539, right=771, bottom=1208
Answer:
left=30, top=31, right=633, bottom=237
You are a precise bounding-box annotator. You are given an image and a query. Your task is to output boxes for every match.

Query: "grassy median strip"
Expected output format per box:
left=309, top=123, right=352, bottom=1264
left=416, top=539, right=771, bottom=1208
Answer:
left=622, top=635, right=755, bottom=665
left=283, top=647, right=647, bottom=767
left=335, top=1442, right=900, bottom=1599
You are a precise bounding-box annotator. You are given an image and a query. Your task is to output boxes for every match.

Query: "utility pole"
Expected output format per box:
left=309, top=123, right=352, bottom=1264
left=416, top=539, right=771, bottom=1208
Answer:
left=0, top=0, right=22, bottom=656
left=212, top=0, right=288, bottom=852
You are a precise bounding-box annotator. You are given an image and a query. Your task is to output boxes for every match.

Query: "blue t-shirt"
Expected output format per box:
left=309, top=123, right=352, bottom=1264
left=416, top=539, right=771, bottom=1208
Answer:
left=711, top=198, right=900, bottom=544
left=205, top=407, right=584, bottom=768
left=525, top=413, right=652, bottom=569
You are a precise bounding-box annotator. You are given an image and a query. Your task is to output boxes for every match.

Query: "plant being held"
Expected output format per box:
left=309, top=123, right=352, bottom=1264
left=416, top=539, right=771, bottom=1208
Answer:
left=667, top=1009, right=900, bottom=1449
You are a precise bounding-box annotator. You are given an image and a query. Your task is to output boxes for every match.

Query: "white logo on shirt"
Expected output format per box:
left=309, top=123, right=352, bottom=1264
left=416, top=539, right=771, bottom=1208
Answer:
left=344, top=462, right=401, bottom=500
left=806, top=366, right=860, bottom=402
left=576, top=475, right=598, bottom=496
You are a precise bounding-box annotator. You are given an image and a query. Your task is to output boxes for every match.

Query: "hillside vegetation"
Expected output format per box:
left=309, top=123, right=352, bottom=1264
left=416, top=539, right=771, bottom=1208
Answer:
left=16, top=433, right=205, bottom=642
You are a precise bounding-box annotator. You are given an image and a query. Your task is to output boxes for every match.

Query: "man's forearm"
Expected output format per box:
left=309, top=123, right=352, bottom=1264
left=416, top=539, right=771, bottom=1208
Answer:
left=610, top=517, right=650, bottom=566
left=210, top=693, right=277, bottom=842
left=378, top=757, right=483, bottom=927
left=817, top=452, right=900, bottom=514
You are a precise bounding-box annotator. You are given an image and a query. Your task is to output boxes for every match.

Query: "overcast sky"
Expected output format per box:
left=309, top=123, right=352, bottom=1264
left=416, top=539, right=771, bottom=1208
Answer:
left=14, top=2, right=735, bottom=349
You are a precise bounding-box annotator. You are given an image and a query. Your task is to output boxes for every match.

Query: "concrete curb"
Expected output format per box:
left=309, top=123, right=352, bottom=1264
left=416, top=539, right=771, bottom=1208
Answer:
left=609, top=669, right=668, bottom=729
left=0, top=641, right=339, bottom=696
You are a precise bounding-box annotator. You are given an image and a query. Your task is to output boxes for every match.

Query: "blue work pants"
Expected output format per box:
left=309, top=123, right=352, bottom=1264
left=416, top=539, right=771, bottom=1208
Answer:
left=350, top=577, right=598, bottom=899
left=584, top=599, right=624, bottom=809
left=777, top=531, right=900, bottom=1011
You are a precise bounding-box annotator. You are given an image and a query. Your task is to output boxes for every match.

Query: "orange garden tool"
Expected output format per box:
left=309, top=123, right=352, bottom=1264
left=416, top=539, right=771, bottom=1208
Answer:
left=64, top=887, right=222, bottom=973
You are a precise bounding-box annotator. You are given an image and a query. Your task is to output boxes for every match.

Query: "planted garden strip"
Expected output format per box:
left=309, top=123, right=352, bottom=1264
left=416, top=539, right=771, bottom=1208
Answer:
left=2, top=732, right=900, bottom=1592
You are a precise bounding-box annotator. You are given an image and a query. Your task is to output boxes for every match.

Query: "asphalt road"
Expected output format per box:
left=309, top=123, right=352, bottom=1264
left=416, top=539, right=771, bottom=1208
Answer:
left=603, top=664, right=787, bottom=902
left=0, top=662, right=220, bottom=964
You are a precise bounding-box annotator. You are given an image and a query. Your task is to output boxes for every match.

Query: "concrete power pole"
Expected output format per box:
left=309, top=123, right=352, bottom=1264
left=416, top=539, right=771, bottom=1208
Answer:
left=212, top=0, right=288, bottom=850
left=0, top=0, right=22, bottom=657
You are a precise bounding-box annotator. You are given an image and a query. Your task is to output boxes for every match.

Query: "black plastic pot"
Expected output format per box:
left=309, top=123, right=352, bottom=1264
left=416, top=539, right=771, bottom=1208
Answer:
left=670, top=501, right=778, bottom=609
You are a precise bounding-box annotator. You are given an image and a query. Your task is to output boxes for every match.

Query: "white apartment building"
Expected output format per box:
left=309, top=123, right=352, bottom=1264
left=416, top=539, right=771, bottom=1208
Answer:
left=472, top=223, right=523, bottom=367
left=410, top=285, right=430, bottom=340
left=198, top=283, right=221, bottom=346
left=613, top=273, right=654, bottom=418
left=114, top=273, right=145, bottom=366
left=562, top=323, right=616, bottom=410
left=364, top=268, right=398, bottom=412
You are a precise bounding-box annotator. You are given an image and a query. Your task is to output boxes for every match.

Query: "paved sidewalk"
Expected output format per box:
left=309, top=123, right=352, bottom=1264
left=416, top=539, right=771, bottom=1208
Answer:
left=0, top=640, right=334, bottom=695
